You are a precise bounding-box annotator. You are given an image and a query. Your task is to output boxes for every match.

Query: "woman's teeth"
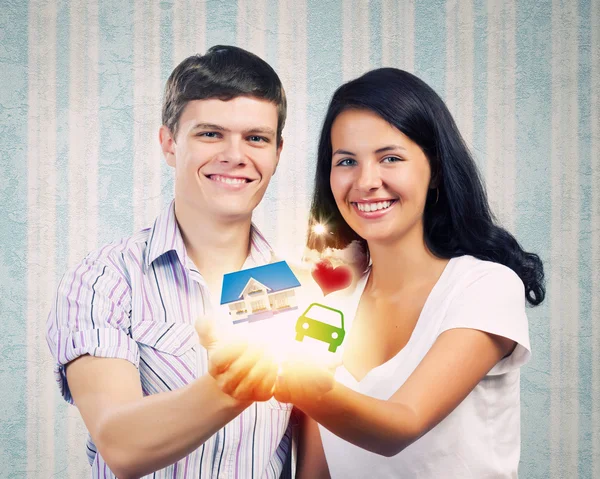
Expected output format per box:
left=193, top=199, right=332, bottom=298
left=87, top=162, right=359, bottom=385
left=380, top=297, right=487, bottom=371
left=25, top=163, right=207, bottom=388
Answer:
left=355, top=200, right=394, bottom=212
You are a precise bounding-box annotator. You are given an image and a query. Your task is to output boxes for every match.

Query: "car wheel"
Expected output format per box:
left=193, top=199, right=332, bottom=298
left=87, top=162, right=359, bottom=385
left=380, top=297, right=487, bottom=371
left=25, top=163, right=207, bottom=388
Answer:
left=328, top=344, right=337, bottom=353
left=295, top=333, right=304, bottom=342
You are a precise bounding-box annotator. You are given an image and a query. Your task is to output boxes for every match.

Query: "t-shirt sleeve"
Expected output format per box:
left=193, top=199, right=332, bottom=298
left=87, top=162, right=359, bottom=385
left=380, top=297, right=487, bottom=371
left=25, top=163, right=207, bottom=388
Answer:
left=45, top=254, right=139, bottom=404
left=438, top=264, right=531, bottom=375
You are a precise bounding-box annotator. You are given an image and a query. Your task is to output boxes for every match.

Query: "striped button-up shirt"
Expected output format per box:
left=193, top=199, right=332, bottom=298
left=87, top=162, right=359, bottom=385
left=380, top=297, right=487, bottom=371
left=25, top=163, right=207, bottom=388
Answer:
left=46, top=201, right=294, bottom=478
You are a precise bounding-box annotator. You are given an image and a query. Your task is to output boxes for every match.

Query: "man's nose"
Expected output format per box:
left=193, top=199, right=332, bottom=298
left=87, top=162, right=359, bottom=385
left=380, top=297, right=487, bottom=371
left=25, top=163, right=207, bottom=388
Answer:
left=220, top=138, right=246, bottom=165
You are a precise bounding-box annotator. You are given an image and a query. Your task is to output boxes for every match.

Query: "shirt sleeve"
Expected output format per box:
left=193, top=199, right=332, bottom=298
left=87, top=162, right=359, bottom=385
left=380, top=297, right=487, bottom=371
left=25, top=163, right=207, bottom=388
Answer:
left=437, top=264, right=531, bottom=375
left=45, top=253, right=139, bottom=404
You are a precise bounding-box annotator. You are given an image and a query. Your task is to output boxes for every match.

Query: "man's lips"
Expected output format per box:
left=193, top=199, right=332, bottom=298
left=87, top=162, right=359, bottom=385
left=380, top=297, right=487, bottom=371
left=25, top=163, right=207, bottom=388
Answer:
left=205, top=174, right=255, bottom=185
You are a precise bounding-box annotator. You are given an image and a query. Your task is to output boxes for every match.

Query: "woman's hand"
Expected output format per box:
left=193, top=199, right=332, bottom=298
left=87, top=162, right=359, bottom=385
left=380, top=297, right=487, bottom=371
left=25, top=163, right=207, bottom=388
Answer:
left=196, top=317, right=278, bottom=403
left=274, top=353, right=341, bottom=407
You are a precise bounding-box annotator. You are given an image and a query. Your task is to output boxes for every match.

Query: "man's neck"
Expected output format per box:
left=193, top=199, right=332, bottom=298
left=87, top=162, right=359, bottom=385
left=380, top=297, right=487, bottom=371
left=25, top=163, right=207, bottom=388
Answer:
left=174, top=199, right=254, bottom=297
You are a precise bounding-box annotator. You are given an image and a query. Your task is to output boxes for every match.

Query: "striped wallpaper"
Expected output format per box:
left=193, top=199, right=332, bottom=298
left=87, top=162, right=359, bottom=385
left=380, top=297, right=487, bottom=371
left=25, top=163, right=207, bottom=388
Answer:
left=0, top=0, right=598, bottom=477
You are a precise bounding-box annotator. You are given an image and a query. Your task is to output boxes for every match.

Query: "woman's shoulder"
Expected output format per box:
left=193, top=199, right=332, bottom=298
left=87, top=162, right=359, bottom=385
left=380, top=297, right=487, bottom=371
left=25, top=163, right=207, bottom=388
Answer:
left=445, top=255, right=525, bottom=301
left=449, top=255, right=522, bottom=288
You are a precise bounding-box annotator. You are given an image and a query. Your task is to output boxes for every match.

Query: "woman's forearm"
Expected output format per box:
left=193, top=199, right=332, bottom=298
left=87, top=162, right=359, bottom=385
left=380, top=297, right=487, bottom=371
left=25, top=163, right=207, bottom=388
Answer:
left=297, top=382, right=421, bottom=457
left=97, top=374, right=249, bottom=479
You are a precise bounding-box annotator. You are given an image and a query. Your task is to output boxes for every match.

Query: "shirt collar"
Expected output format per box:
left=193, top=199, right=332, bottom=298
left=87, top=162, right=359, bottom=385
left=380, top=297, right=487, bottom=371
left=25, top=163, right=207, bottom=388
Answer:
left=145, top=200, right=275, bottom=271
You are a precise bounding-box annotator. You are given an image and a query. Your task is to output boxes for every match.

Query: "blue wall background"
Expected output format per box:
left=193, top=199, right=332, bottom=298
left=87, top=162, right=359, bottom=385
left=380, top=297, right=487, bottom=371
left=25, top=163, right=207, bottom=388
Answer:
left=0, top=0, right=598, bottom=477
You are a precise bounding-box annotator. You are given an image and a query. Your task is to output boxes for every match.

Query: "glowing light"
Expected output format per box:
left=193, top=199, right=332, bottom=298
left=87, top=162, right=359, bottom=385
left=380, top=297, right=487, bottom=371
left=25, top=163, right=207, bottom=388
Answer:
left=312, top=223, right=326, bottom=235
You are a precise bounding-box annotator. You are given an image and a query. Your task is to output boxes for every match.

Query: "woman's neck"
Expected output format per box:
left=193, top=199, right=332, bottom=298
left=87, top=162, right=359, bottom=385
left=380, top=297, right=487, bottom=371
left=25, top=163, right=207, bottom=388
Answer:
left=366, top=227, right=448, bottom=295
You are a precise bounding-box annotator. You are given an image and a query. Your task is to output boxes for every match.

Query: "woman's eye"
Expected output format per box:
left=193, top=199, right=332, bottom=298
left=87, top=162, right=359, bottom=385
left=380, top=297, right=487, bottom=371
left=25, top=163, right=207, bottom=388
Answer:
left=382, top=156, right=403, bottom=163
left=336, top=158, right=356, bottom=167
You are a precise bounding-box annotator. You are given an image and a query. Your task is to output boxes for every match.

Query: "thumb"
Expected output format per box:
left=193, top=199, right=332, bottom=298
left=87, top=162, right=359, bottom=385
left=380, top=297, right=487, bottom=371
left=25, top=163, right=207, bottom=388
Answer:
left=195, top=315, right=220, bottom=351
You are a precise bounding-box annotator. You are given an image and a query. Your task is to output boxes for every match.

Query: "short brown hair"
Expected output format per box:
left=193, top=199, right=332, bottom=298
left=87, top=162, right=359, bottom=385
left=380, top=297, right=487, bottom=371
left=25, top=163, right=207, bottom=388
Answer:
left=162, top=45, right=287, bottom=144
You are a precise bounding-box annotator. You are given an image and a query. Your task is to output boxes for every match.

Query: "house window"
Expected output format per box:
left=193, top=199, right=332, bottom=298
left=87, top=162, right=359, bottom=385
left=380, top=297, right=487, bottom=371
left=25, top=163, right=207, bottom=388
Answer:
left=271, top=291, right=290, bottom=309
left=251, top=299, right=267, bottom=312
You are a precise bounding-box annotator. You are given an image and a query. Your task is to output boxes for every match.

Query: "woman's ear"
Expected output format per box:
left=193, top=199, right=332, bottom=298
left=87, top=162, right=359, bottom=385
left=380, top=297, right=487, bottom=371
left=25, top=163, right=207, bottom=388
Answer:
left=429, top=165, right=441, bottom=189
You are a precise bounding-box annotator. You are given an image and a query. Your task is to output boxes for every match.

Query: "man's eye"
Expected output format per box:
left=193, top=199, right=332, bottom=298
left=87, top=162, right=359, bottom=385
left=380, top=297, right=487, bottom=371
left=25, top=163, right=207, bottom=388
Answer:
left=198, top=132, right=220, bottom=138
left=248, top=135, right=268, bottom=143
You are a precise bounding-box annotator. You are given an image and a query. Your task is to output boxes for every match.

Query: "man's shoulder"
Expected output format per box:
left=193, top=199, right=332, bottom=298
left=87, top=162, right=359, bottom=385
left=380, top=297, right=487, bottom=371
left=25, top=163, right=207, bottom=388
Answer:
left=77, top=227, right=153, bottom=270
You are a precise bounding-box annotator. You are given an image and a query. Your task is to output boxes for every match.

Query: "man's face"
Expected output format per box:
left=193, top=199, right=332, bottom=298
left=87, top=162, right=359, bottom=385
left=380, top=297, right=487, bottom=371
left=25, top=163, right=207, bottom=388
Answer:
left=160, top=97, right=283, bottom=222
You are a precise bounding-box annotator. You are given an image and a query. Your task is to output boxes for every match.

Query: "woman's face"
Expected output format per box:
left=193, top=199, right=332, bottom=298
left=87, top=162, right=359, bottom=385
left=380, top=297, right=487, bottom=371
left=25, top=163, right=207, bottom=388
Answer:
left=329, top=108, right=432, bottom=246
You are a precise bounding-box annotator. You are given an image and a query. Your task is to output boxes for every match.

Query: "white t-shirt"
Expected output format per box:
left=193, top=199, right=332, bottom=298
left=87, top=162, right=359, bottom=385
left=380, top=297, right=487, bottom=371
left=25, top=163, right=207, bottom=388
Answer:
left=319, top=255, right=531, bottom=478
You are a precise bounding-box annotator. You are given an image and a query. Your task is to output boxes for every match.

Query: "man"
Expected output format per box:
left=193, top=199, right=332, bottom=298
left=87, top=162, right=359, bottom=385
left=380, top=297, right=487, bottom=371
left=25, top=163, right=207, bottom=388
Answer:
left=46, top=45, right=293, bottom=478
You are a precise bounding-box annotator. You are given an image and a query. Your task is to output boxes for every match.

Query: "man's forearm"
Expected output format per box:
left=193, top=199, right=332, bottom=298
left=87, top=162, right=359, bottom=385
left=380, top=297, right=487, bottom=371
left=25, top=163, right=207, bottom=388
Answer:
left=96, top=373, right=250, bottom=479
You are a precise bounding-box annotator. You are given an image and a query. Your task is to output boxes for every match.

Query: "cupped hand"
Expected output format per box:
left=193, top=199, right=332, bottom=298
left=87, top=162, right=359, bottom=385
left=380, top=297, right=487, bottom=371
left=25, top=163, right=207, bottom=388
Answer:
left=273, top=351, right=342, bottom=407
left=195, top=316, right=278, bottom=402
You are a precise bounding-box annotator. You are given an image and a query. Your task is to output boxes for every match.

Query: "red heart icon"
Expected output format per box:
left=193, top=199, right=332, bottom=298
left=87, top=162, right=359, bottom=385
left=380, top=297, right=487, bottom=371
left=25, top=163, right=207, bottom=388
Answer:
left=311, top=259, right=353, bottom=296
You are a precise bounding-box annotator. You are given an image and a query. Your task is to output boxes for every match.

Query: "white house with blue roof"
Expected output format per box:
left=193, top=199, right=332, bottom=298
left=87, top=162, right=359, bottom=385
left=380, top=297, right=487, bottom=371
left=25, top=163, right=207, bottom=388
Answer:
left=220, top=261, right=302, bottom=323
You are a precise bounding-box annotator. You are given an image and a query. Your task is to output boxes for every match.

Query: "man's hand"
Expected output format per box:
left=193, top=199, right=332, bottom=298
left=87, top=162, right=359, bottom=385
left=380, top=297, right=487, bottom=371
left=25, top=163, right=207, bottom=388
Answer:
left=196, top=317, right=278, bottom=402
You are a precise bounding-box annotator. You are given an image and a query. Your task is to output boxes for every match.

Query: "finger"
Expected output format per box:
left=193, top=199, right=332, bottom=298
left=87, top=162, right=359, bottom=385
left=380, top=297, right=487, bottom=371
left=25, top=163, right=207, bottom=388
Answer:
left=209, top=341, right=248, bottom=376
left=195, top=316, right=219, bottom=350
left=274, top=369, right=292, bottom=403
left=216, top=345, right=264, bottom=395
left=234, top=356, right=277, bottom=402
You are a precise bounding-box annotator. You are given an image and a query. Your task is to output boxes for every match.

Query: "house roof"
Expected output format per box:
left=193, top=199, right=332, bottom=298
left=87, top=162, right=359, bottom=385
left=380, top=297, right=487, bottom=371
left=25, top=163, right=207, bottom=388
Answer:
left=220, top=261, right=301, bottom=305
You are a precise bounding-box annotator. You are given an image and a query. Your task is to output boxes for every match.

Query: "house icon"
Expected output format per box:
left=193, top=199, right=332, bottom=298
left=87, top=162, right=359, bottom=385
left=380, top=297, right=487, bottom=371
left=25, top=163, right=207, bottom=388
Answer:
left=220, top=261, right=302, bottom=323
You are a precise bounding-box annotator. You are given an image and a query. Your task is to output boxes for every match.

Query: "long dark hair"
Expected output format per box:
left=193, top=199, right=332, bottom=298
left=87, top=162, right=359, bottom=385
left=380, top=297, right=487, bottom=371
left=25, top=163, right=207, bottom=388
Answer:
left=308, top=68, right=545, bottom=307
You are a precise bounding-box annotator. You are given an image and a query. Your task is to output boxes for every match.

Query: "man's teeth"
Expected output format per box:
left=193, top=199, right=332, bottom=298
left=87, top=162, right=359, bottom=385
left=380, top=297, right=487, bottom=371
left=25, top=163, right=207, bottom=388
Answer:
left=356, top=200, right=394, bottom=212
left=211, top=175, right=247, bottom=185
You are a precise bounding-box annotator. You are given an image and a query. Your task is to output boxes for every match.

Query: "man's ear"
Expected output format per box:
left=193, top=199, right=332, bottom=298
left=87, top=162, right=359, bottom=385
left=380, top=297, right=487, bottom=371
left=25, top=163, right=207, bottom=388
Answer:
left=159, top=125, right=176, bottom=167
left=273, top=137, right=284, bottom=174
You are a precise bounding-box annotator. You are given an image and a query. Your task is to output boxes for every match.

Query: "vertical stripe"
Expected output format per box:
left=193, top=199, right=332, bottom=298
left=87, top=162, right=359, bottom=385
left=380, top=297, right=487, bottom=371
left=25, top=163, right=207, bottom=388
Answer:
left=205, top=0, right=238, bottom=47
left=236, top=0, right=268, bottom=231
left=160, top=1, right=175, bottom=210
left=0, top=0, right=28, bottom=473
left=550, top=1, right=579, bottom=477
left=414, top=0, right=446, bottom=96
left=68, top=0, right=100, bottom=476
left=98, top=0, right=134, bottom=245
left=133, top=0, right=162, bottom=230
left=342, top=0, right=370, bottom=81
left=369, top=0, right=382, bottom=69
left=306, top=0, right=342, bottom=218
left=381, top=0, right=414, bottom=71
left=577, top=1, right=593, bottom=476
left=26, top=0, right=57, bottom=475
left=54, top=0, right=71, bottom=474
left=472, top=0, right=487, bottom=170
left=514, top=1, right=552, bottom=477
left=590, top=0, right=600, bottom=475
left=173, top=0, right=206, bottom=66
left=485, top=1, right=516, bottom=230
left=276, top=0, right=308, bottom=260
left=446, top=0, right=474, bottom=147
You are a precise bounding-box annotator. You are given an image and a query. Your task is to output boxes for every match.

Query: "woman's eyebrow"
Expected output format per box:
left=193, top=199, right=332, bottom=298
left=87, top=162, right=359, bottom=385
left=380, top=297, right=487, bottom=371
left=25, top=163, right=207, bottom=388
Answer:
left=374, top=145, right=407, bottom=153
left=333, top=145, right=407, bottom=156
left=333, top=149, right=355, bottom=156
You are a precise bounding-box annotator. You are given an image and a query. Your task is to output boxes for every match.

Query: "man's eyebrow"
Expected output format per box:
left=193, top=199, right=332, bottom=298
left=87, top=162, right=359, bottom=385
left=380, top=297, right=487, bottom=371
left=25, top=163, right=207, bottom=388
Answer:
left=192, top=123, right=228, bottom=131
left=190, top=124, right=276, bottom=137
left=246, top=127, right=276, bottom=136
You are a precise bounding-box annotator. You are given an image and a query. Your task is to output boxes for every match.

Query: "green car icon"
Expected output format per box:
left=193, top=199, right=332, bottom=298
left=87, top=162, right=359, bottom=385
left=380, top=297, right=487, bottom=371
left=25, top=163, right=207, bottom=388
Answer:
left=295, top=303, right=346, bottom=353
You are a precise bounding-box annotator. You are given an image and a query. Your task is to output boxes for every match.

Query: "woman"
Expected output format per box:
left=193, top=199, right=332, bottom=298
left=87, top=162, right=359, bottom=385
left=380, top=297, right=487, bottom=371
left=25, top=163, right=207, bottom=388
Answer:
left=273, top=68, right=545, bottom=478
